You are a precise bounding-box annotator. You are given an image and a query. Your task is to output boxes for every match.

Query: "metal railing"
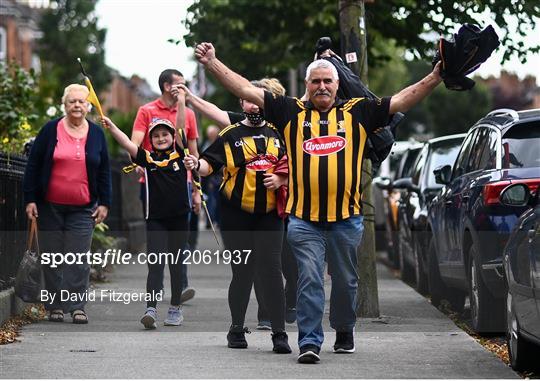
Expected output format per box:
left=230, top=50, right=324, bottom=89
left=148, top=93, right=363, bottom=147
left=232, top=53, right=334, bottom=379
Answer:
left=0, top=152, right=28, bottom=291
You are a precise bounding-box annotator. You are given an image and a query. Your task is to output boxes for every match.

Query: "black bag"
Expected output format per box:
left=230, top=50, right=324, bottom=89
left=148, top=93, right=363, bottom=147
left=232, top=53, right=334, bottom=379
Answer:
left=14, top=219, right=43, bottom=303
left=315, top=37, right=404, bottom=170
left=433, top=24, right=499, bottom=91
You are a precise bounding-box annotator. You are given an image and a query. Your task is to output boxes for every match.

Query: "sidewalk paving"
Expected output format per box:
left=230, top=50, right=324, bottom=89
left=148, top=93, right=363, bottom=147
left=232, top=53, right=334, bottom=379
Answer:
left=0, top=230, right=519, bottom=379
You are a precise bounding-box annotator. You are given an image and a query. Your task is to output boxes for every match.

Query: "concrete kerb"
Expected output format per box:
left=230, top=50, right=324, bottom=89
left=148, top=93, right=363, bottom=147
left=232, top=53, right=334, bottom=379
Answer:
left=0, top=288, right=28, bottom=325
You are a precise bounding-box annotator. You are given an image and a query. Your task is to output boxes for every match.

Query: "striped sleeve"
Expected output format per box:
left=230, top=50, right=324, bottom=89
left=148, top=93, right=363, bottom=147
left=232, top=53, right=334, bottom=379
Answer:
left=263, top=91, right=297, bottom=131
left=201, top=136, right=226, bottom=173
left=350, top=96, right=391, bottom=133
left=133, top=147, right=151, bottom=168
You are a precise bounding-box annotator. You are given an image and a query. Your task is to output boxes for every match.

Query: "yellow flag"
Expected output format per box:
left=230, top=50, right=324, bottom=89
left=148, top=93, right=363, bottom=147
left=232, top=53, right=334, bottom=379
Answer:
left=84, top=77, right=104, bottom=118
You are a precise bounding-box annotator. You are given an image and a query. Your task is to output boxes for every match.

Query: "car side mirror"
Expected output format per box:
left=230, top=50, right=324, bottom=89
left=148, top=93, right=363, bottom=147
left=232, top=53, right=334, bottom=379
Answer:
left=433, top=165, right=452, bottom=185
left=373, top=176, right=392, bottom=190
left=392, top=177, right=420, bottom=193
left=500, top=183, right=530, bottom=206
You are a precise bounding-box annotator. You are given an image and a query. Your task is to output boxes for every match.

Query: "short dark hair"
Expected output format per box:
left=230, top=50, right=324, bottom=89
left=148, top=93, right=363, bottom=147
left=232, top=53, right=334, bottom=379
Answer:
left=158, top=69, right=183, bottom=93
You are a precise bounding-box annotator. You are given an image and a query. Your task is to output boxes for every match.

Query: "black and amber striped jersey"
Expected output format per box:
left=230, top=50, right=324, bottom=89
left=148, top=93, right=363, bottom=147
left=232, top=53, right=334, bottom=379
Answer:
left=202, top=121, right=286, bottom=214
left=133, top=143, right=190, bottom=220
left=263, top=91, right=390, bottom=222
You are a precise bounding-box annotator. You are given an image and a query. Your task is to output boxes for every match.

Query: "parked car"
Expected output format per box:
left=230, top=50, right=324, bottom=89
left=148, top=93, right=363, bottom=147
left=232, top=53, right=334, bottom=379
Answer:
left=392, top=134, right=466, bottom=293
left=374, top=141, right=423, bottom=268
left=428, top=108, right=540, bottom=334
left=373, top=141, right=412, bottom=251
left=501, top=183, right=540, bottom=372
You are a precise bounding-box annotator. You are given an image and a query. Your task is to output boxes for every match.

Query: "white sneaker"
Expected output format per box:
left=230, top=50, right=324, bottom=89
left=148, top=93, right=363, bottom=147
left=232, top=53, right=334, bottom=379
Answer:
left=180, top=287, right=196, bottom=304
left=164, top=306, right=184, bottom=326
left=140, top=307, right=157, bottom=329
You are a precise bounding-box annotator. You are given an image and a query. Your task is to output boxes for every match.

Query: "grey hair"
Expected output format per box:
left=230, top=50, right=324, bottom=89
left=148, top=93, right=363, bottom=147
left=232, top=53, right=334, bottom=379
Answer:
left=61, top=84, right=90, bottom=104
left=305, top=59, right=339, bottom=81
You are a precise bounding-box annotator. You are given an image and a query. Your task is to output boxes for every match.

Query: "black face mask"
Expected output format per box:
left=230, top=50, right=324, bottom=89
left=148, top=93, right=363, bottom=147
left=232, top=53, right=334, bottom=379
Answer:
left=244, top=111, right=265, bottom=126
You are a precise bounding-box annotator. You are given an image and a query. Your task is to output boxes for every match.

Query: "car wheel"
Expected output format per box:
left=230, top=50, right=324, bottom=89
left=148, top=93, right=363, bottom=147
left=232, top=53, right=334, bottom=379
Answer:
left=468, top=245, right=505, bottom=334
left=414, top=239, right=429, bottom=295
left=506, top=290, right=540, bottom=371
left=427, top=236, right=466, bottom=312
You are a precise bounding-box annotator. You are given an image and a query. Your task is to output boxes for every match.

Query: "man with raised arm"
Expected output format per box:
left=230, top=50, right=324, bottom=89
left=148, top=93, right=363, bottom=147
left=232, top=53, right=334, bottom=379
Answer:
left=194, top=42, right=442, bottom=364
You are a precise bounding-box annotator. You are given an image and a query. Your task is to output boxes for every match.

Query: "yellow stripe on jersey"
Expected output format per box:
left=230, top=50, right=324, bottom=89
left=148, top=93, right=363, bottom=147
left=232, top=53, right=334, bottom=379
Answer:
left=341, top=110, right=354, bottom=217
left=219, top=123, right=239, bottom=136
left=144, top=150, right=180, bottom=167
left=353, top=123, right=368, bottom=214
left=240, top=136, right=256, bottom=212
left=266, top=188, right=276, bottom=213
left=222, top=142, right=237, bottom=199
left=266, top=136, right=279, bottom=158
left=289, top=111, right=306, bottom=216
left=308, top=111, right=320, bottom=221
left=284, top=121, right=295, bottom=213
left=295, top=98, right=306, bottom=110
left=342, top=98, right=363, bottom=112
left=326, top=108, right=338, bottom=219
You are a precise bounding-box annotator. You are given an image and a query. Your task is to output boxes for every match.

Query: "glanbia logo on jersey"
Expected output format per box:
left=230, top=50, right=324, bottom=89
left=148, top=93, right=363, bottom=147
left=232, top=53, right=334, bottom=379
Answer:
left=302, top=136, right=347, bottom=156
left=245, top=154, right=278, bottom=171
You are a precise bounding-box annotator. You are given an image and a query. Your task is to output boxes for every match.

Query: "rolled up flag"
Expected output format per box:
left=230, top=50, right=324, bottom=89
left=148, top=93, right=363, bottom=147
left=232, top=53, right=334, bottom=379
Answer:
left=77, top=57, right=105, bottom=118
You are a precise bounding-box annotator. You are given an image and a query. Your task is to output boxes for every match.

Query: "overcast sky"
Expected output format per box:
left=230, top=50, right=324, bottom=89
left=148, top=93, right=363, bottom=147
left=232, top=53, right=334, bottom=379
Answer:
left=95, top=1, right=540, bottom=93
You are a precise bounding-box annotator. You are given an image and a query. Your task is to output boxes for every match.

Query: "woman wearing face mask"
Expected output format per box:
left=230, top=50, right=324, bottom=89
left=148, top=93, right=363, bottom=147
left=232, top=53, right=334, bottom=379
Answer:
left=179, top=79, right=299, bottom=330
left=23, top=84, right=111, bottom=324
left=183, top=81, right=291, bottom=354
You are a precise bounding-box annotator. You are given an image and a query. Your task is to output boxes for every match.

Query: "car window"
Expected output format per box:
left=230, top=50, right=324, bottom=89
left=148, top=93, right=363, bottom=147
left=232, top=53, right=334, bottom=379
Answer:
left=452, top=129, right=478, bottom=179
left=388, top=151, right=405, bottom=180
left=466, top=128, right=489, bottom=172
left=412, top=145, right=427, bottom=185
left=398, top=148, right=421, bottom=178
left=478, top=130, right=499, bottom=170
left=502, top=121, right=540, bottom=169
left=426, top=139, right=464, bottom=188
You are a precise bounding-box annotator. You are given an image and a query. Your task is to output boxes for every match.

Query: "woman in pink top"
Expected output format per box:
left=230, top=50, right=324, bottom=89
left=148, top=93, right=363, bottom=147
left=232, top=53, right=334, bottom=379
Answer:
left=23, top=84, right=112, bottom=324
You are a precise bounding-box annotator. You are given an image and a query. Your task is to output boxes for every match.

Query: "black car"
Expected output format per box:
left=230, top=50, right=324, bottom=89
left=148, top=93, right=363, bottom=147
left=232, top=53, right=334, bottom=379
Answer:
left=374, top=142, right=423, bottom=268
left=428, top=108, right=540, bottom=334
left=501, top=183, right=540, bottom=371
left=392, top=134, right=465, bottom=293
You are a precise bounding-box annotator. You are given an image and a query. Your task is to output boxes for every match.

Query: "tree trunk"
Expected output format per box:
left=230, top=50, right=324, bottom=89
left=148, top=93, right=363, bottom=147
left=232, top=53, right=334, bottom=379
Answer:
left=339, top=0, right=380, bottom=318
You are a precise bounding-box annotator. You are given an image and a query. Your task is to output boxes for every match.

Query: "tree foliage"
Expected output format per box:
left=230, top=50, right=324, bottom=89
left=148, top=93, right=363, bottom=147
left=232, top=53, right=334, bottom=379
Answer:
left=0, top=62, right=40, bottom=154
left=103, top=109, right=138, bottom=158
left=366, top=0, right=539, bottom=63
left=183, top=0, right=539, bottom=76
left=182, top=0, right=505, bottom=138
left=393, top=61, right=492, bottom=140
left=184, top=0, right=339, bottom=78
left=38, top=0, right=111, bottom=101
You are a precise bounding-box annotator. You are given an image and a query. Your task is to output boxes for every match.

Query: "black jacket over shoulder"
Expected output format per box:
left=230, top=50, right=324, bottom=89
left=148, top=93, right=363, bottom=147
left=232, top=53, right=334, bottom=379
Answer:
left=23, top=117, right=112, bottom=208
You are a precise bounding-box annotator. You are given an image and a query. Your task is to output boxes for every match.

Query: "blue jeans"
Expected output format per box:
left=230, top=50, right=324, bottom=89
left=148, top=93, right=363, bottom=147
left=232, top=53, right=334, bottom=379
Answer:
left=287, top=215, right=364, bottom=348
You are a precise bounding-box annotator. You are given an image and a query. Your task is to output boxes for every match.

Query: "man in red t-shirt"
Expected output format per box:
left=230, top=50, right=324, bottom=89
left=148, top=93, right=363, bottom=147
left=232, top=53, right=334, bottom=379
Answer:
left=131, top=69, right=200, bottom=304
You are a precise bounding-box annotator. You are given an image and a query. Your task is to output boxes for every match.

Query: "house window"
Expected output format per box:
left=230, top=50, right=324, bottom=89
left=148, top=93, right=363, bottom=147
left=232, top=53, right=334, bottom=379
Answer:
left=0, top=27, right=7, bottom=62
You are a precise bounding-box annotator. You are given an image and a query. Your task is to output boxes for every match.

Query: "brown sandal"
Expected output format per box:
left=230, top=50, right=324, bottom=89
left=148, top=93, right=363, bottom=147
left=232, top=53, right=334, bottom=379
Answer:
left=49, top=309, right=64, bottom=322
left=71, top=310, right=88, bottom=324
